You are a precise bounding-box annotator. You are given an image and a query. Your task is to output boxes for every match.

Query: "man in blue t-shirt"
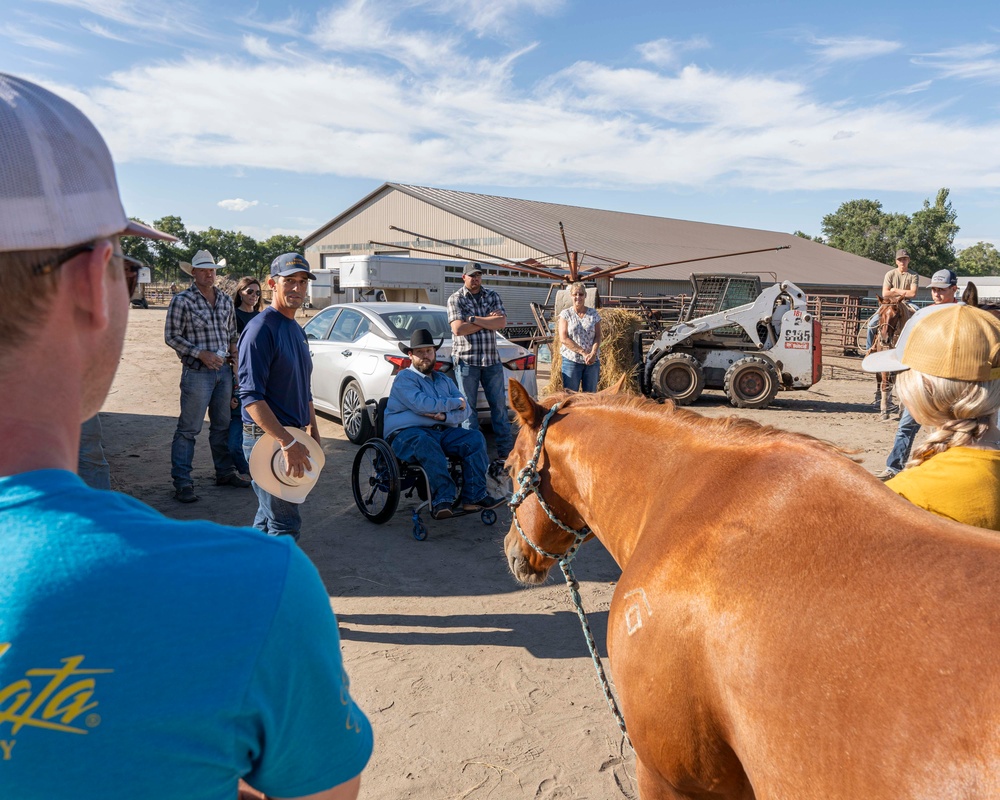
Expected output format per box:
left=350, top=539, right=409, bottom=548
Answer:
left=238, top=253, right=321, bottom=540
left=0, top=74, right=371, bottom=800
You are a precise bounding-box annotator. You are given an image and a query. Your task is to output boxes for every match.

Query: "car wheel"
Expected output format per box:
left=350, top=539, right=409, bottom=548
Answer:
left=341, top=380, right=374, bottom=444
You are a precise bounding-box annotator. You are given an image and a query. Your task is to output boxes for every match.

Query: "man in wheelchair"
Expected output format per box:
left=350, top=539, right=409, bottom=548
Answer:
left=384, top=329, right=506, bottom=520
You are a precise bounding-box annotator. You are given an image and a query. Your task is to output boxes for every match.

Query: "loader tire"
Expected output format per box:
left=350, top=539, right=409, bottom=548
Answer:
left=724, top=357, right=779, bottom=409
left=650, top=352, right=705, bottom=405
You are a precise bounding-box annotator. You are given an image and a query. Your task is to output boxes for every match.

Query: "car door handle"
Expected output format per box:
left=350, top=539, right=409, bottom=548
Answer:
left=341, top=349, right=352, bottom=357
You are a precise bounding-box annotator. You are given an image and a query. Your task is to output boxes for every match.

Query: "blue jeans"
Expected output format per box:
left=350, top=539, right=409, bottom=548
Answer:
left=78, top=414, right=111, bottom=490
left=454, top=360, right=513, bottom=460
left=886, top=405, right=920, bottom=473
left=170, top=365, right=235, bottom=490
left=243, top=430, right=301, bottom=540
left=562, top=360, right=600, bottom=392
left=390, top=426, right=489, bottom=508
left=228, top=400, right=250, bottom=474
left=865, top=312, right=878, bottom=351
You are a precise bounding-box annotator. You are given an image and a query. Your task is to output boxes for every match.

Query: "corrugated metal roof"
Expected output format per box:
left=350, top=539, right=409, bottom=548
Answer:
left=304, top=182, right=889, bottom=288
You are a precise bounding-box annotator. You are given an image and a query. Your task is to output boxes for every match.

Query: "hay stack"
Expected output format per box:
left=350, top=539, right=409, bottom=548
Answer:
left=544, top=307, right=643, bottom=396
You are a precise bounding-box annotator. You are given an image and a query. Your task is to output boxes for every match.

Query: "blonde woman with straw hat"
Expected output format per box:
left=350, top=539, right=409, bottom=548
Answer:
left=863, top=304, right=1000, bottom=530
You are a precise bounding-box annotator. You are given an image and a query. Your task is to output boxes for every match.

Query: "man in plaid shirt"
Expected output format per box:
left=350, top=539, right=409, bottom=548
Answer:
left=447, top=262, right=513, bottom=468
left=164, top=250, right=250, bottom=502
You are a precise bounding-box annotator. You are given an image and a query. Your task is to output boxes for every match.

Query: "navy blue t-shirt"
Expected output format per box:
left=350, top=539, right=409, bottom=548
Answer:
left=238, top=307, right=313, bottom=427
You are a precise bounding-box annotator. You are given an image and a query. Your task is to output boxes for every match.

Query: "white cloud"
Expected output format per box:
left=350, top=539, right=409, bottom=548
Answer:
left=242, top=34, right=291, bottom=61
left=808, top=35, right=901, bottom=62
left=80, top=20, right=129, bottom=42
left=0, top=23, right=76, bottom=52
left=218, top=198, right=259, bottom=212
left=35, top=0, right=205, bottom=37
left=36, top=26, right=1000, bottom=201
left=637, top=37, right=710, bottom=69
left=427, top=0, right=565, bottom=36
left=914, top=44, right=1000, bottom=82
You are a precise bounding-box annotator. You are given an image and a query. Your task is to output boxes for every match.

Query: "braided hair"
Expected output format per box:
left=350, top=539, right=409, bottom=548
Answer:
left=895, top=368, right=1000, bottom=467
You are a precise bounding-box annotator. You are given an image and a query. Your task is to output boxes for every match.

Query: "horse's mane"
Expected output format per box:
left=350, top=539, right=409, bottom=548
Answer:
left=542, top=391, right=852, bottom=458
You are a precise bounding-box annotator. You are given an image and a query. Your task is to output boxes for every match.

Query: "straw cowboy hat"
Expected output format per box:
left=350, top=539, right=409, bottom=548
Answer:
left=398, top=327, right=444, bottom=356
left=179, top=249, right=227, bottom=276
left=248, top=428, right=326, bottom=504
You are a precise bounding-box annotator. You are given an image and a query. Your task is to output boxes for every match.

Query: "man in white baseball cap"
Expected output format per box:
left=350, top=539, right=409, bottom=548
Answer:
left=0, top=73, right=371, bottom=800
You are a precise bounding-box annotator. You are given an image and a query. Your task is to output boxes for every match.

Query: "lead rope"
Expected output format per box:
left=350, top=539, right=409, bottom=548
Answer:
left=509, top=402, right=633, bottom=751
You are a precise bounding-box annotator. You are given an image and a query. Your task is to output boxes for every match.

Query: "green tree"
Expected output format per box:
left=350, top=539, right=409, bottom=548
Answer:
left=957, top=242, right=1000, bottom=277
left=820, top=199, right=908, bottom=265
left=120, top=218, right=155, bottom=266
left=899, top=188, right=958, bottom=275
left=149, top=215, right=191, bottom=284
left=257, top=235, right=305, bottom=280
left=793, top=230, right=824, bottom=243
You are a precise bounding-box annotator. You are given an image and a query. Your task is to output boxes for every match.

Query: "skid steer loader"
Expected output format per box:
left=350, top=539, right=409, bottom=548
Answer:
left=639, top=274, right=821, bottom=410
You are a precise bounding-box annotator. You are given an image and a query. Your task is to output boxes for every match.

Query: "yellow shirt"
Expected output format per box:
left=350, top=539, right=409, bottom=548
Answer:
left=887, top=447, right=1000, bottom=530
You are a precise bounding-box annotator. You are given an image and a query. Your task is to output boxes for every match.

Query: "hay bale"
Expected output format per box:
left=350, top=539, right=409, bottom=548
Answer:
left=544, top=307, right=643, bottom=396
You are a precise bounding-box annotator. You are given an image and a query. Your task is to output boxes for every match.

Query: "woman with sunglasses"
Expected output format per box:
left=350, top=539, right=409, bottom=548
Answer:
left=228, top=277, right=263, bottom=478
left=232, top=276, right=263, bottom=333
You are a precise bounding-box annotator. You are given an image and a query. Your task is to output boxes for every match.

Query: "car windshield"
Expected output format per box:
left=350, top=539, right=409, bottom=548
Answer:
left=377, top=310, right=452, bottom=340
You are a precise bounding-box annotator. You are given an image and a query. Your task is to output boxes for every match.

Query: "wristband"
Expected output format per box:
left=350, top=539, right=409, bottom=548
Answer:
left=280, top=439, right=296, bottom=451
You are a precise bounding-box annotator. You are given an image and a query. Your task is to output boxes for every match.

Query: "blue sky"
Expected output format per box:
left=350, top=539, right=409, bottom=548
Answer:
left=4, top=0, right=1000, bottom=249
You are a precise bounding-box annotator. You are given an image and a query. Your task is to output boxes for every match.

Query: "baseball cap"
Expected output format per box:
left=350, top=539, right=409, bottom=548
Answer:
left=0, top=73, right=176, bottom=251
left=463, top=262, right=484, bottom=276
left=928, top=269, right=958, bottom=289
left=270, top=253, right=315, bottom=279
left=862, top=304, right=1000, bottom=381
left=895, top=248, right=910, bottom=259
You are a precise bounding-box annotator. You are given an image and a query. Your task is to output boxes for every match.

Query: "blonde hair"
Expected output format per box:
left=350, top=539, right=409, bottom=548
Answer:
left=895, top=368, right=1000, bottom=467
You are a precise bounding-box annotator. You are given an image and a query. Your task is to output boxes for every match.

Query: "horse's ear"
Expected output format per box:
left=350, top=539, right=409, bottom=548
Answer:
left=509, top=379, right=544, bottom=428
left=964, top=282, right=979, bottom=307
left=876, top=294, right=885, bottom=304
left=599, top=374, right=629, bottom=395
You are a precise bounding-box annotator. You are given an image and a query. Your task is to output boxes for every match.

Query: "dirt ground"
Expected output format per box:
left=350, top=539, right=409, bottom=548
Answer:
left=99, top=308, right=907, bottom=799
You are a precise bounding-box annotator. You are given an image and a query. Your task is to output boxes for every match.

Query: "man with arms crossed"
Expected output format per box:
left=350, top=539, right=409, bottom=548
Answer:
left=165, top=250, right=250, bottom=502
left=0, top=73, right=371, bottom=800
left=447, top=261, right=513, bottom=473
left=239, top=253, right=322, bottom=540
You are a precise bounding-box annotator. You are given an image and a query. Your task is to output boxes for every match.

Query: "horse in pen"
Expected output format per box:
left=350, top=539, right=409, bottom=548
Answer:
left=502, top=380, right=1000, bottom=800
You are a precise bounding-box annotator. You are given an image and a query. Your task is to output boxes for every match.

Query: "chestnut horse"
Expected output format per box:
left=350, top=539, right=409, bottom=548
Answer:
left=503, top=380, right=1000, bottom=800
left=868, top=296, right=912, bottom=420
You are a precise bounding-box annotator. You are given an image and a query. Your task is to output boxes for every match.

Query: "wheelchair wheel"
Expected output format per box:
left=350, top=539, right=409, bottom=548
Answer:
left=352, top=439, right=400, bottom=524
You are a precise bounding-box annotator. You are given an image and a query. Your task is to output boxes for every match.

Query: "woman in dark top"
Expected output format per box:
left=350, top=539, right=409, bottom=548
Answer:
left=232, top=276, right=262, bottom=333
left=228, top=277, right=262, bottom=476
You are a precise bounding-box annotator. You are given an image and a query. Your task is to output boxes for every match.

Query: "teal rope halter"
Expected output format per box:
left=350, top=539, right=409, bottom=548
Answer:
left=509, top=402, right=632, bottom=749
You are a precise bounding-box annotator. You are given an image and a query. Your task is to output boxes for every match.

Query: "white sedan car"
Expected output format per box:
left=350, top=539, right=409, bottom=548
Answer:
left=304, top=302, right=538, bottom=443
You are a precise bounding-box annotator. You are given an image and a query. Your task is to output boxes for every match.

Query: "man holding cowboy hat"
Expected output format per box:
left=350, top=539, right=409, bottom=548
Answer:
left=165, top=249, right=249, bottom=502
left=384, top=328, right=505, bottom=519
left=239, top=253, right=324, bottom=540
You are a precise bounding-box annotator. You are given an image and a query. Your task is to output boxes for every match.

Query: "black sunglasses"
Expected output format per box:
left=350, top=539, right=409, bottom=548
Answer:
left=33, top=243, right=144, bottom=297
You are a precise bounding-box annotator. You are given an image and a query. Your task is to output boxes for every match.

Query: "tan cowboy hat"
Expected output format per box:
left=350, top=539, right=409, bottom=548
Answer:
left=249, top=428, right=326, bottom=504
left=180, top=250, right=227, bottom=276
